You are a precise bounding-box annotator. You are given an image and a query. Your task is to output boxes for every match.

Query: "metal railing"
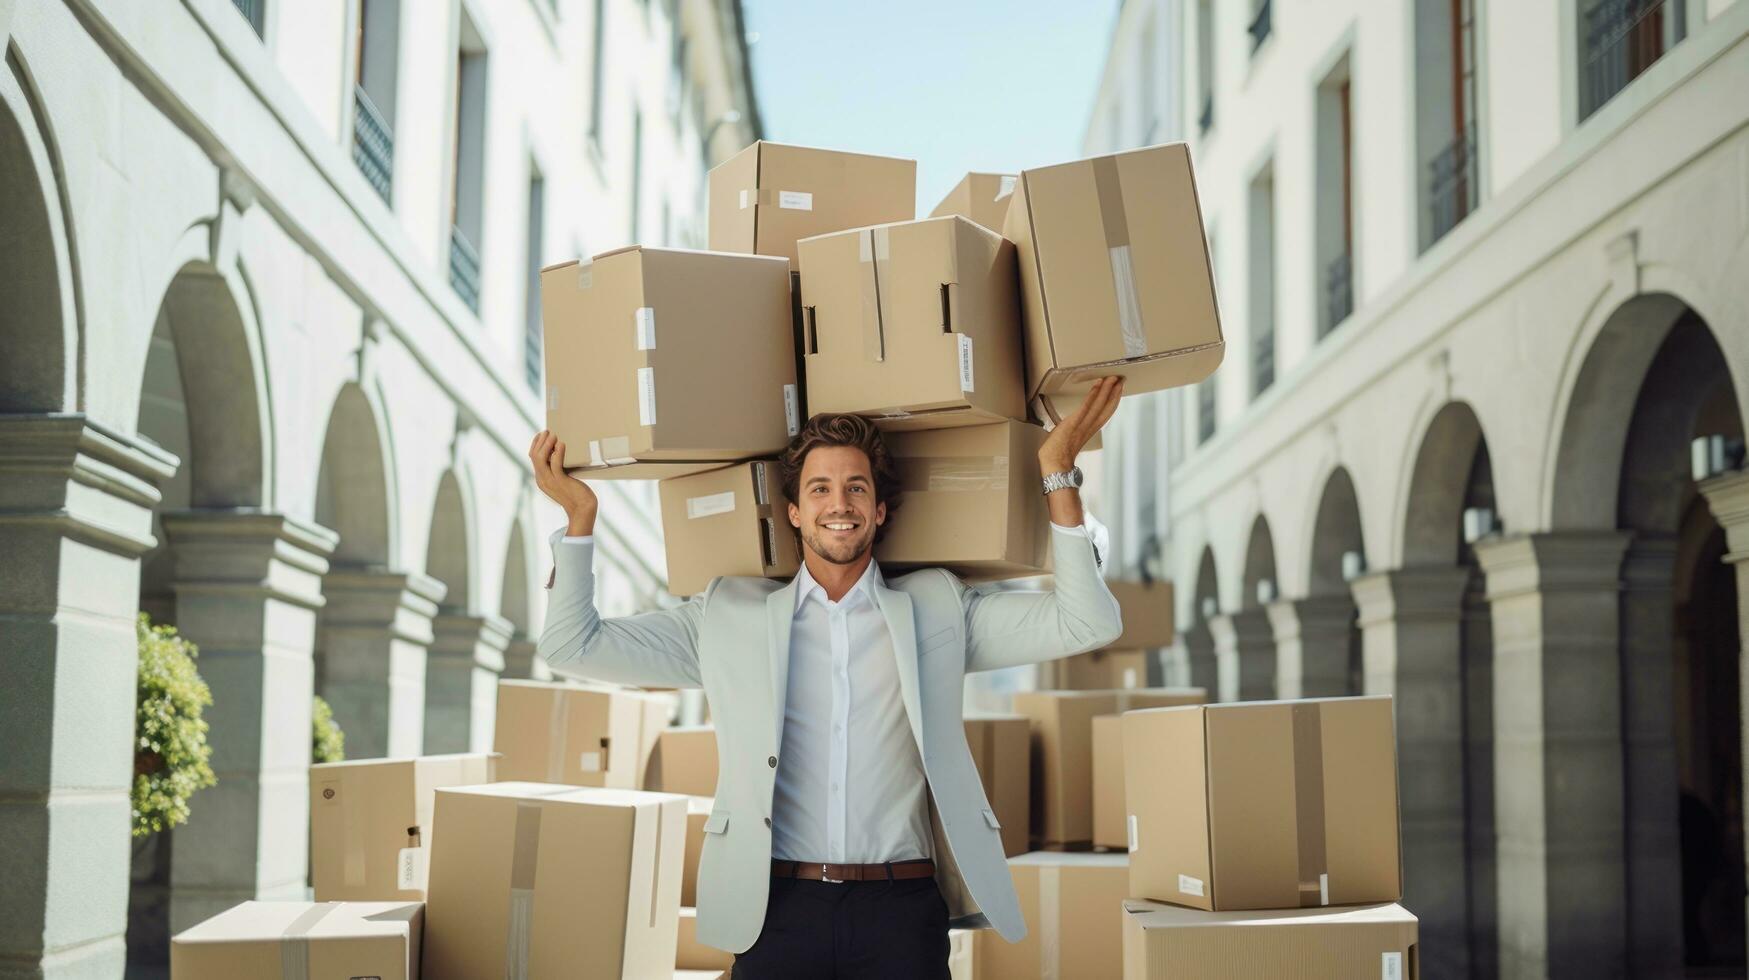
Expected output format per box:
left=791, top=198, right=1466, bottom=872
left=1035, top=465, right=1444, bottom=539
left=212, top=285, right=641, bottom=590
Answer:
left=1248, top=0, right=1273, bottom=52
left=1252, top=331, right=1274, bottom=396
left=232, top=0, right=264, bottom=37
left=351, top=86, right=394, bottom=203
left=1324, top=252, right=1353, bottom=333
left=1198, top=380, right=1216, bottom=444
left=1581, top=0, right=1671, bottom=118
left=525, top=318, right=543, bottom=392
left=449, top=225, right=481, bottom=314
left=1198, top=93, right=1214, bottom=134
left=1426, top=125, right=1477, bottom=246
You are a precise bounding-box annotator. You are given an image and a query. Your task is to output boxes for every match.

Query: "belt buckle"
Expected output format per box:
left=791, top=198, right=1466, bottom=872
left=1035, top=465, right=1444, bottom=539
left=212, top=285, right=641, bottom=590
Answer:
left=821, top=863, right=844, bottom=884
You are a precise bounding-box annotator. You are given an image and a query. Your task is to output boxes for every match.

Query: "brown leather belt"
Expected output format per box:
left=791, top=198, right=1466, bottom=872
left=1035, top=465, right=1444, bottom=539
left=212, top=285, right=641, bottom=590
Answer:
left=771, top=858, right=935, bottom=883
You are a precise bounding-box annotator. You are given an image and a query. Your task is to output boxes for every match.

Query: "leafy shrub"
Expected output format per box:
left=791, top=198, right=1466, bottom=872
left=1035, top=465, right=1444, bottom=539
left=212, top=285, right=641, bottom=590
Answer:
left=131, top=614, right=216, bottom=837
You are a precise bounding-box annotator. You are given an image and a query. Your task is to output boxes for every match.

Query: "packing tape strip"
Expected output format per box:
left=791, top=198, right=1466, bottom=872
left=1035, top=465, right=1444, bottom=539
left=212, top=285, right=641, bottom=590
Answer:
left=895, top=456, right=1009, bottom=494
left=505, top=802, right=544, bottom=979
left=545, top=691, right=570, bottom=783
left=1038, top=864, right=1061, bottom=980
left=857, top=227, right=890, bottom=362
left=1292, top=701, right=1329, bottom=907
left=279, top=901, right=340, bottom=980
left=634, top=801, right=662, bottom=929
left=995, top=174, right=1017, bottom=202
left=1091, top=155, right=1149, bottom=359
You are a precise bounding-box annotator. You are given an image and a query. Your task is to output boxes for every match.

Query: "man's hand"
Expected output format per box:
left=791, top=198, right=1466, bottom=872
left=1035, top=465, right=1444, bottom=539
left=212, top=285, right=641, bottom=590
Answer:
left=529, top=430, right=598, bottom=536
left=1038, top=375, right=1125, bottom=473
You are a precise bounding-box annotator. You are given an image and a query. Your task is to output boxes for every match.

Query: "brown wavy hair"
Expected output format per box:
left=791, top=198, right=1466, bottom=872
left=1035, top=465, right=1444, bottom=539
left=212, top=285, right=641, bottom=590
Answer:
left=778, top=413, right=903, bottom=544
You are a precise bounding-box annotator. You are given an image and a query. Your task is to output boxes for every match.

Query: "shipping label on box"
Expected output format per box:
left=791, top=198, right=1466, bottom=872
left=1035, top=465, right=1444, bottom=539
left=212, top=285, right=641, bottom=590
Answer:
left=658, top=460, right=798, bottom=598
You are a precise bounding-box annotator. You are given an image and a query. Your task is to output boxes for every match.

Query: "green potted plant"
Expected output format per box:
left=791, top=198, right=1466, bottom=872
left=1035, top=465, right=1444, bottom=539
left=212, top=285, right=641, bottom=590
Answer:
left=312, top=694, right=345, bottom=764
left=132, top=613, right=216, bottom=837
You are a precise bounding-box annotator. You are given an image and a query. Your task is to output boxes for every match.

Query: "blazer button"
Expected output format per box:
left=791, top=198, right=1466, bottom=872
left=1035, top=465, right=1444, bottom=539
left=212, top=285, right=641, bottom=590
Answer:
left=764, top=817, right=772, bottom=828
left=768, top=756, right=777, bottom=768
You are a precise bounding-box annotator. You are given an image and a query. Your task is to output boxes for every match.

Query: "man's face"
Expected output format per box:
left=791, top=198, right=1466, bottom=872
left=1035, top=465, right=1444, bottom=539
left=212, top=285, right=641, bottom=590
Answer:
left=789, top=445, right=886, bottom=566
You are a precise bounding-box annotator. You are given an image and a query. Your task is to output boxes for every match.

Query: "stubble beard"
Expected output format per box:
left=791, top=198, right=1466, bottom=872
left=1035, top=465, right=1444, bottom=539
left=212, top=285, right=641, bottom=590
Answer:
left=801, top=522, right=874, bottom=566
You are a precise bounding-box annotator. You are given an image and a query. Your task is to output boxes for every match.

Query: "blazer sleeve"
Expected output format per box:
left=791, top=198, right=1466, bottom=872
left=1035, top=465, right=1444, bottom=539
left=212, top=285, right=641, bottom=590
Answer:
left=536, top=527, right=706, bottom=689
left=959, top=521, right=1125, bottom=674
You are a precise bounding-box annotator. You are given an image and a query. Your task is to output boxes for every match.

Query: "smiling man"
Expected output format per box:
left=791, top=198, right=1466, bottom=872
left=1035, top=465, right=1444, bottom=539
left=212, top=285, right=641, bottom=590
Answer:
left=530, top=376, right=1125, bottom=978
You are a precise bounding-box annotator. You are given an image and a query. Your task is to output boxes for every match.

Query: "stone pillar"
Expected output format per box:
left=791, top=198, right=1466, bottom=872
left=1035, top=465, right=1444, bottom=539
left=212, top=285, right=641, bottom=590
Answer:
left=158, top=511, right=335, bottom=934
left=1350, top=566, right=1473, bottom=980
left=1181, top=624, right=1218, bottom=697
left=317, top=569, right=445, bottom=760
left=425, top=613, right=513, bottom=754
left=1266, top=596, right=1354, bottom=698
left=501, top=631, right=542, bottom=680
left=1474, top=532, right=1631, bottom=980
left=0, top=415, right=176, bottom=977
left=1697, top=469, right=1749, bottom=965
left=1207, top=609, right=1275, bottom=701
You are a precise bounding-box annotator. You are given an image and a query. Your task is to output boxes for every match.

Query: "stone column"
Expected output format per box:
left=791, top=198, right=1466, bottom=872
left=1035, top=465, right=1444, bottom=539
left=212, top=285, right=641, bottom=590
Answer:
left=1350, top=566, right=1473, bottom=980
left=1266, top=596, right=1354, bottom=698
left=501, top=631, right=542, bottom=680
left=317, top=569, right=445, bottom=760
left=158, top=511, right=336, bottom=934
left=1207, top=609, right=1275, bottom=701
left=0, top=415, right=176, bottom=978
left=1698, top=469, right=1749, bottom=966
left=1474, top=532, right=1631, bottom=980
left=1181, top=624, right=1218, bottom=697
left=425, top=613, right=513, bottom=754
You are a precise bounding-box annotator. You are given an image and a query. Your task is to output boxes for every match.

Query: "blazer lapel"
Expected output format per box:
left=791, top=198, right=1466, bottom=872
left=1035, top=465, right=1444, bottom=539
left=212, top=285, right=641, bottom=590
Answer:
left=874, top=581, right=925, bottom=750
left=766, top=581, right=798, bottom=750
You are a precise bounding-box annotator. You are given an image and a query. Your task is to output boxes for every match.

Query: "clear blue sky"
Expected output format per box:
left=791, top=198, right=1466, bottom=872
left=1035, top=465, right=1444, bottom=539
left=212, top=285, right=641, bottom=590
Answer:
left=742, top=1, right=1120, bottom=216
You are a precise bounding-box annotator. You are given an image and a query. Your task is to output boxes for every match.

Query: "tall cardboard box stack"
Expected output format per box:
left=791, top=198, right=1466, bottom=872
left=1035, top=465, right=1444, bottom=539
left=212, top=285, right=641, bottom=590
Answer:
left=493, top=680, right=667, bottom=789
left=1115, top=696, right=1416, bottom=978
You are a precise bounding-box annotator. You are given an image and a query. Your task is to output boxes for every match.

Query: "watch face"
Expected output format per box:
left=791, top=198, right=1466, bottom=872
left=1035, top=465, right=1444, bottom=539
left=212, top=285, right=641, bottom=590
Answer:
left=1069, top=467, right=1084, bottom=488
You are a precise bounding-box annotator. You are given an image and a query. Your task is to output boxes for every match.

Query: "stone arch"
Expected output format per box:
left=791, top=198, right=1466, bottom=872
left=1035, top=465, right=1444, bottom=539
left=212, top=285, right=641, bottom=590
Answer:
left=1308, top=466, right=1366, bottom=596
left=1181, top=543, right=1222, bottom=695
left=1239, top=514, right=1277, bottom=611
left=315, top=383, right=396, bottom=568
left=1402, top=402, right=1490, bottom=567
left=1192, top=544, right=1221, bottom=623
left=426, top=469, right=472, bottom=614
left=0, top=42, right=79, bottom=412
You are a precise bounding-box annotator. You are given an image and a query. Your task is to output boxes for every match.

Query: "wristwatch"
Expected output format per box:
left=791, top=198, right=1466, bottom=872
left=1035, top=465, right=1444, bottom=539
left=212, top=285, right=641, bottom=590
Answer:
left=1041, top=466, right=1083, bottom=496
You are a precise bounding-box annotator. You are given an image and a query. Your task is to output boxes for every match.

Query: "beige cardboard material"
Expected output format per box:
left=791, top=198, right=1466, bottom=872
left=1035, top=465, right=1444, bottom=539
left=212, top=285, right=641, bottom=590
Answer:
left=796, top=216, right=1025, bottom=430
left=170, top=901, right=423, bottom=980
left=658, top=460, right=798, bottom=597
left=493, top=681, right=647, bottom=788
left=632, top=690, right=676, bottom=786
left=674, top=972, right=727, bottom=980
left=948, top=927, right=977, bottom=980
left=682, top=796, right=712, bottom=907
left=930, top=172, right=1018, bottom=235
left=424, top=782, right=687, bottom=980
left=1121, top=899, right=1420, bottom=979
left=875, top=420, right=1051, bottom=579
left=1047, top=647, right=1149, bottom=691
left=643, top=726, right=719, bottom=798
left=1005, top=143, right=1224, bottom=420
left=1013, top=688, right=1207, bottom=845
left=1092, top=714, right=1127, bottom=849
left=310, top=753, right=498, bottom=902
left=975, top=852, right=1128, bottom=979
left=540, top=247, right=796, bottom=480
left=676, top=907, right=734, bottom=970
left=1106, top=579, right=1176, bottom=649
left=1122, top=696, right=1402, bottom=912
left=963, top=715, right=1031, bottom=857
left=709, top=141, right=916, bottom=266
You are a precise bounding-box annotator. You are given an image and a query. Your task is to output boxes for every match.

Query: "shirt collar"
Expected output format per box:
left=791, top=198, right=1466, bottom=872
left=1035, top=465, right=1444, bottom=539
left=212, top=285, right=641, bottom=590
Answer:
left=793, top=555, right=884, bottom=613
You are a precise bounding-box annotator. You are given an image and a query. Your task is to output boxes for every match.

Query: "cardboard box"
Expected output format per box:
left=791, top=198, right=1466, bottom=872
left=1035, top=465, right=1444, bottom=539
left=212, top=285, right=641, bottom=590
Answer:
left=643, top=726, right=719, bottom=797
left=540, top=247, right=797, bottom=480
left=930, top=172, right=1018, bottom=235
left=1004, top=143, right=1224, bottom=423
left=1013, top=688, right=1207, bottom=845
left=310, top=753, right=498, bottom=901
left=963, top=715, right=1031, bottom=856
left=658, top=460, right=798, bottom=598
left=948, top=926, right=976, bottom=980
left=1106, top=579, right=1176, bottom=649
left=1122, top=696, right=1401, bottom=911
left=975, top=852, right=1128, bottom=979
left=676, top=907, right=734, bottom=970
left=795, top=216, right=1025, bottom=430
left=171, top=901, right=423, bottom=979
left=675, top=972, right=727, bottom=980
left=631, top=689, right=676, bottom=786
left=1092, top=714, right=1126, bottom=849
left=709, top=140, right=916, bottom=266
left=682, top=796, right=711, bottom=907
left=875, top=420, right=1050, bottom=579
left=494, top=681, right=652, bottom=788
left=1121, top=899, right=1419, bottom=979
left=424, top=782, right=687, bottom=980
left=1047, top=647, right=1149, bottom=691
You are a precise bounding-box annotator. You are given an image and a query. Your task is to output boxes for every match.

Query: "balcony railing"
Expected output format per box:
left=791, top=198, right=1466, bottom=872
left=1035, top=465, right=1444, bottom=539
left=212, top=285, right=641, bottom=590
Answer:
left=1252, top=331, right=1274, bottom=396
left=351, top=86, right=394, bottom=204
left=525, top=317, right=543, bottom=392
left=1581, top=0, right=1671, bottom=118
left=232, top=0, right=264, bottom=37
left=1426, top=125, right=1477, bottom=247
left=1324, top=252, right=1353, bottom=333
left=1198, top=93, right=1214, bottom=134
left=1248, top=0, right=1273, bottom=52
left=449, top=225, right=481, bottom=314
left=1198, top=381, right=1216, bottom=444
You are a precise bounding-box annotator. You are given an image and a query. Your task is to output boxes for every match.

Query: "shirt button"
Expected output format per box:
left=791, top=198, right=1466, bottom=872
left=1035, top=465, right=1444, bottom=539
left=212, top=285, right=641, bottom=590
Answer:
left=768, top=756, right=777, bottom=768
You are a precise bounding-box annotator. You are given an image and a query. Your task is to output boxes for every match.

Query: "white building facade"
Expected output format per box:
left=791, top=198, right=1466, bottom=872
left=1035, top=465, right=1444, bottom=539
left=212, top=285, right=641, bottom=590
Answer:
left=1088, top=1, right=1749, bottom=978
left=0, top=0, right=757, bottom=974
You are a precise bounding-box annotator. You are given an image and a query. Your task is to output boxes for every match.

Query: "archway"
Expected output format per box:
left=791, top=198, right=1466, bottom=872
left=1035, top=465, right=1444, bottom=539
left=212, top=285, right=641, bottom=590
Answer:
left=0, top=50, right=73, bottom=412
left=1183, top=545, right=1221, bottom=696
left=1223, top=515, right=1278, bottom=699
left=1308, top=467, right=1365, bottom=695
left=423, top=469, right=505, bottom=754
left=499, top=521, right=548, bottom=680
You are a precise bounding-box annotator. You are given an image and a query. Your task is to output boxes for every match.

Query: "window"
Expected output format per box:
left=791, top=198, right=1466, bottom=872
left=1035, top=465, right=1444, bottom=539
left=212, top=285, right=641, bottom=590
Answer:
left=449, top=13, right=488, bottom=313
left=1248, top=164, right=1276, bottom=394
left=1248, top=0, right=1273, bottom=54
left=524, top=166, right=545, bottom=392
left=1415, top=0, right=1480, bottom=250
left=629, top=108, right=644, bottom=243
left=351, top=0, right=400, bottom=203
left=1196, top=0, right=1216, bottom=134
left=588, top=0, right=608, bottom=145
left=232, top=0, right=266, bottom=38
left=1314, top=55, right=1354, bottom=336
left=1579, top=0, right=1686, bottom=120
